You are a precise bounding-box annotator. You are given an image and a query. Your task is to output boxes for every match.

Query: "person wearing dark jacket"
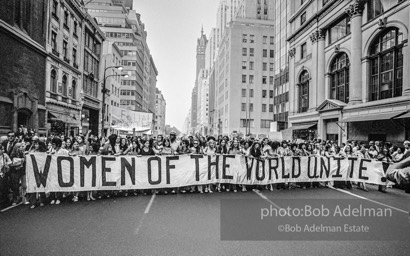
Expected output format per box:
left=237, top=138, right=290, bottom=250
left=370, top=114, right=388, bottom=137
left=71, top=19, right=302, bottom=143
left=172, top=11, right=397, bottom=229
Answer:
left=2, top=131, right=17, bottom=157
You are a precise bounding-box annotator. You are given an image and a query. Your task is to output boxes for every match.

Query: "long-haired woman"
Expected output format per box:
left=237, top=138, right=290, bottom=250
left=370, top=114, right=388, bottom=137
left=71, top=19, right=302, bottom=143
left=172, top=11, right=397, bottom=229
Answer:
left=189, top=139, right=203, bottom=193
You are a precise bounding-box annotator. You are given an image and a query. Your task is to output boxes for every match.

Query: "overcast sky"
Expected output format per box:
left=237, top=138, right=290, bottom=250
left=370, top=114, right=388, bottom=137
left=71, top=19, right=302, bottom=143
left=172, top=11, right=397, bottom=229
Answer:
left=133, top=0, right=220, bottom=132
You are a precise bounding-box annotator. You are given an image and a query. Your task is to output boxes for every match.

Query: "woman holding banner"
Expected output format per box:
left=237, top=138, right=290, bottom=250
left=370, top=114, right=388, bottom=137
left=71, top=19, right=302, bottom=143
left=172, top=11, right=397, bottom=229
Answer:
left=0, top=145, right=12, bottom=206
left=49, top=138, right=69, bottom=205
left=28, top=140, right=47, bottom=208
left=10, top=142, right=27, bottom=205
left=216, top=139, right=229, bottom=192
left=139, top=139, right=156, bottom=196
left=204, top=139, right=217, bottom=193
left=189, top=139, right=203, bottom=193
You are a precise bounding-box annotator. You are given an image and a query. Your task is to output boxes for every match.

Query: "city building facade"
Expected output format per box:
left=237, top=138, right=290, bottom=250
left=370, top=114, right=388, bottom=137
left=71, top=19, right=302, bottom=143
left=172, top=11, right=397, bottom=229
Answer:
left=45, top=0, right=87, bottom=136
left=0, top=0, right=48, bottom=136
left=197, top=69, right=209, bottom=135
left=154, top=88, right=166, bottom=135
left=86, top=0, right=158, bottom=134
left=214, top=18, right=275, bottom=136
left=190, top=28, right=208, bottom=134
left=101, top=40, right=123, bottom=136
left=81, top=13, right=105, bottom=136
left=287, top=0, right=410, bottom=145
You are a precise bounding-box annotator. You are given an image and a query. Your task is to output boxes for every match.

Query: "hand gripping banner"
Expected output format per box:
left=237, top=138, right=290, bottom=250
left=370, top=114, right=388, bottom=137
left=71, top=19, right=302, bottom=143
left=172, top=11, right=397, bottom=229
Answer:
left=25, top=153, right=389, bottom=193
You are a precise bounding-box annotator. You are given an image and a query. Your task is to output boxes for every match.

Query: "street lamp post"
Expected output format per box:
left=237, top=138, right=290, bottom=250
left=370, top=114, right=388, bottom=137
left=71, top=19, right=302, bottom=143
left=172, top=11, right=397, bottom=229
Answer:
left=101, top=64, right=125, bottom=137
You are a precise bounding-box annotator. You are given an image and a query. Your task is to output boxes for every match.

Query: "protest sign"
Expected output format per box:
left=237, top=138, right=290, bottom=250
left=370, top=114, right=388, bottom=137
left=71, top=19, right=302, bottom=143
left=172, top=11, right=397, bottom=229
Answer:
left=25, top=154, right=389, bottom=192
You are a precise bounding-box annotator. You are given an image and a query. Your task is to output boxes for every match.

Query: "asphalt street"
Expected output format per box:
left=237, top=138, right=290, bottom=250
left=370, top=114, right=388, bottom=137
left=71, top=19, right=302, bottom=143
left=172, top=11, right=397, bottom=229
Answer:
left=1, top=185, right=409, bottom=256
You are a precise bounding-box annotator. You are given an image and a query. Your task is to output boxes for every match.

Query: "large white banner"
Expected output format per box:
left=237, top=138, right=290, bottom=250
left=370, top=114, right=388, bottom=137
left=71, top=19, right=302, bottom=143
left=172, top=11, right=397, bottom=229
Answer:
left=25, top=154, right=389, bottom=192
left=111, top=106, right=153, bottom=132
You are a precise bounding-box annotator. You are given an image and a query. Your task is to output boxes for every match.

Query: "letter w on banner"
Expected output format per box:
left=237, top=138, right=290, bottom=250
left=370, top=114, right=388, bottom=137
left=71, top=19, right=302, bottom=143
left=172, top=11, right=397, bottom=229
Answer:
left=25, top=154, right=389, bottom=193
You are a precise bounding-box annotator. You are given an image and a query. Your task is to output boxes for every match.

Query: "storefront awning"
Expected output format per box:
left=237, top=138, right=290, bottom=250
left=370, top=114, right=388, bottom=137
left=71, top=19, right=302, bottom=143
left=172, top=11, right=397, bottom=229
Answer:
left=339, top=111, right=406, bottom=123
left=290, top=122, right=317, bottom=131
left=48, top=111, right=78, bottom=125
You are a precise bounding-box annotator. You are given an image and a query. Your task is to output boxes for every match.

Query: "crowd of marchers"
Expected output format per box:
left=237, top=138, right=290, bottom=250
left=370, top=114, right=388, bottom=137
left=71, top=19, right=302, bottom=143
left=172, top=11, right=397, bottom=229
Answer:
left=1, top=128, right=410, bottom=209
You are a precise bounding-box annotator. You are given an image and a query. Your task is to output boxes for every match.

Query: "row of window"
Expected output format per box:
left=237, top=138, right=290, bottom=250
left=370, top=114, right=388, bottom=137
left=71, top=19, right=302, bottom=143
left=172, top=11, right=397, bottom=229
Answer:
left=239, top=119, right=273, bottom=129
left=52, top=0, right=79, bottom=36
left=242, top=61, right=274, bottom=71
left=241, top=103, right=275, bottom=113
left=242, top=35, right=274, bottom=45
left=297, top=28, right=404, bottom=113
left=105, top=32, right=133, bottom=39
left=242, top=75, right=274, bottom=85
left=95, top=17, right=126, bottom=26
left=120, top=90, right=135, bottom=96
left=120, top=50, right=138, bottom=56
left=83, top=74, right=98, bottom=98
left=241, top=89, right=274, bottom=98
left=84, top=51, right=100, bottom=78
left=50, top=69, right=77, bottom=99
left=50, top=31, right=77, bottom=65
left=84, top=31, right=101, bottom=55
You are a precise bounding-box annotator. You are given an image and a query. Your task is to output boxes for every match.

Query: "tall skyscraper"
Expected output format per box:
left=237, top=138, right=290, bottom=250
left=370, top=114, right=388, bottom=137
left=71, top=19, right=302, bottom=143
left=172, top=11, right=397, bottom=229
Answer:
left=190, top=28, right=208, bottom=134
left=272, top=0, right=290, bottom=131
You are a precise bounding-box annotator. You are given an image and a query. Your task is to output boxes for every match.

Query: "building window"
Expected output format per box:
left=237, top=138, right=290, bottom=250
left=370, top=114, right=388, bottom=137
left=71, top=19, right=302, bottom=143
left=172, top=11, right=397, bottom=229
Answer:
left=261, top=120, right=271, bottom=128
left=72, top=80, right=76, bottom=99
left=269, top=104, right=273, bottom=112
left=298, top=71, right=309, bottom=113
left=241, top=103, right=246, bottom=111
left=64, top=11, right=69, bottom=29
left=51, top=31, right=57, bottom=51
left=52, top=0, right=58, bottom=19
left=250, top=89, right=254, bottom=97
left=369, top=28, right=403, bottom=101
left=301, top=12, right=306, bottom=25
left=62, top=75, right=67, bottom=96
left=242, top=48, right=247, bottom=56
left=240, top=119, right=254, bottom=128
left=242, top=89, right=246, bottom=97
left=249, top=61, right=254, bottom=70
left=73, top=21, right=78, bottom=36
left=242, top=75, right=246, bottom=83
left=270, top=36, right=274, bottom=44
left=301, top=43, right=307, bottom=59
left=262, top=90, right=267, bottom=98
left=270, top=50, right=274, bottom=58
left=249, top=103, right=254, bottom=112
left=269, top=90, right=273, bottom=98
left=269, top=63, right=273, bottom=71
left=329, top=53, right=350, bottom=103
left=63, top=41, right=68, bottom=59
left=262, top=104, right=266, bottom=112
left=250, top=35, right=254, bottom=43
left=72, top=48, right=77, bottom=64
left=263, top=36, right=267, bottom=44
left=50, top=69, right=57, bottom=92
left=263, top=49, right=267, bottom=58
left=249, top=75, right=254, bottom=84
left=242, top=34, right=247, bottom=42
left=328, top=16, right=350, bottom=44
left=263, top=63, right=267, bottom=71
left=262, top=76, right=267, bottom=84
left=250, top=48, right=254, bottom=56
left=242, top=61, right=247, bottom=69
left=367, top=0, right=384, bottom=22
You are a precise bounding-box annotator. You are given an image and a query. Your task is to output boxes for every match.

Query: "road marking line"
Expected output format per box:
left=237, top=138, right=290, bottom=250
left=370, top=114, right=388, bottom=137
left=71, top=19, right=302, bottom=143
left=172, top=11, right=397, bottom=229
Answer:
left=329, top=187, right=408, bottom=214
left=144, top=193, right=156, bottom=214
left=253, top=189, right=282, bottom=209
left=1, top=202, right=23, bottom=212
left=135, top=194, right=156, bottom=235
